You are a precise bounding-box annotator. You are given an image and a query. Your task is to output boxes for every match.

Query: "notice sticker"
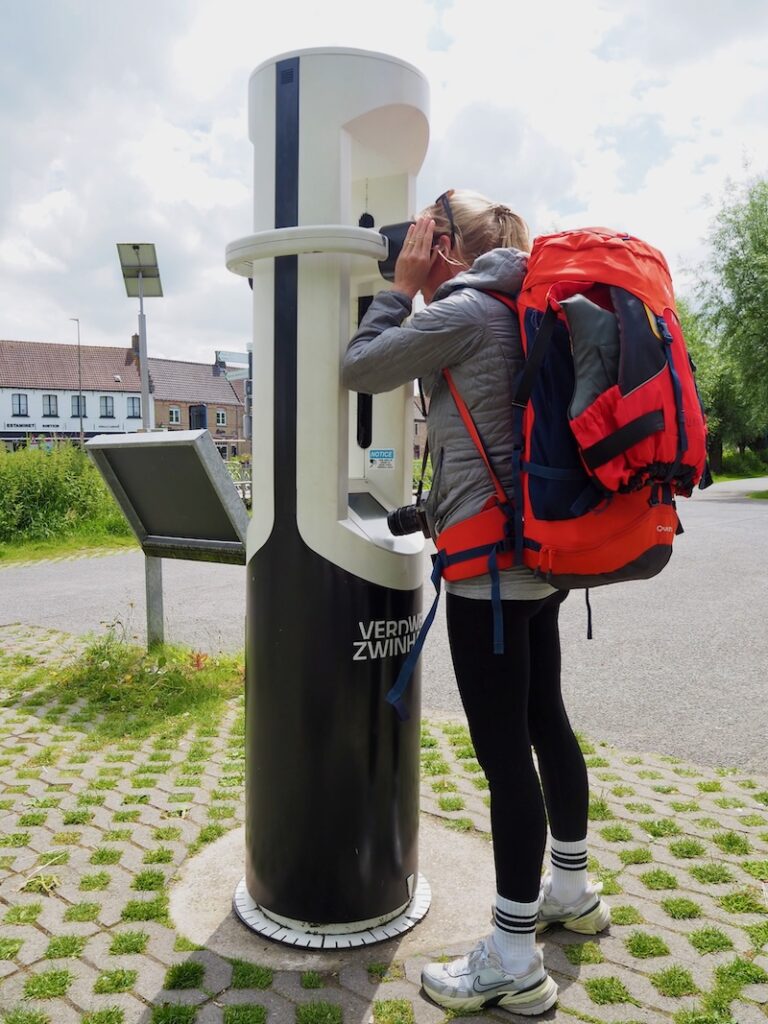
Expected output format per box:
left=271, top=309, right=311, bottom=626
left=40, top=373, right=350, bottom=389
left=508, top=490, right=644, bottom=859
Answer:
left=368, top=448, right=395, bottom=470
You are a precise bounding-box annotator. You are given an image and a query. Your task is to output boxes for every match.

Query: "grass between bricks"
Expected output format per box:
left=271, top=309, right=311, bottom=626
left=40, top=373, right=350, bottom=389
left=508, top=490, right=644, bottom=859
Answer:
left=373, top=1000, right=415, bottom=1024
left=0, top=631, right=244, bottom=745
left=223, top=1008, right=268, bottom=1024
left=164, top=961, right=205, bottom=990
left=230, top=959, right=273, bottom=989
left=83, top=1010, right=127, bottom=1024
left=5, top=647, right=768, bottom=1024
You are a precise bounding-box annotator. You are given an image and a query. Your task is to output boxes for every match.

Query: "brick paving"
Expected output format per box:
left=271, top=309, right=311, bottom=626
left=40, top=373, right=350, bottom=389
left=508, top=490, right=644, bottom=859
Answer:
left=1, top=622, right=767, bottom=1024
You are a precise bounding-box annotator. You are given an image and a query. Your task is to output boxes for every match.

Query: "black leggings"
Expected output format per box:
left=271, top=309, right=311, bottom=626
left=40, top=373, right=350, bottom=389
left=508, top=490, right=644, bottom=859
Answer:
left=446, top=591, right=589, bottom=902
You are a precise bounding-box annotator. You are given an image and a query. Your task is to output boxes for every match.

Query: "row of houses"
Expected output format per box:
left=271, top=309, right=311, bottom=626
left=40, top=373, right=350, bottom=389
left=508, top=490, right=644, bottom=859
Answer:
left=1, top=337, right=428, bottom=464
left=0, top=338, right=247, bottom=457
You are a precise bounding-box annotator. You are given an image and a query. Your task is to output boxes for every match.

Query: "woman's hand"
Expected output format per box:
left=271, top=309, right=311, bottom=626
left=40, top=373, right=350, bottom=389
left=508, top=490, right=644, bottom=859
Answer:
left=393, top=217, right=436, bottom=300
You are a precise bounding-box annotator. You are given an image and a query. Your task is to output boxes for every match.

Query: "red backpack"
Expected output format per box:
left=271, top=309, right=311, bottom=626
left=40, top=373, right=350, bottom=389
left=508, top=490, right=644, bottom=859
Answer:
left=386, top=227, right=710, bottom=717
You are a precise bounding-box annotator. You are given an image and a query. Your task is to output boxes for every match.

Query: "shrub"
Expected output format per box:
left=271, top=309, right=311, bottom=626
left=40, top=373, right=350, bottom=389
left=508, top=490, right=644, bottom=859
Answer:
left=0, top=442, right=131, bottom=544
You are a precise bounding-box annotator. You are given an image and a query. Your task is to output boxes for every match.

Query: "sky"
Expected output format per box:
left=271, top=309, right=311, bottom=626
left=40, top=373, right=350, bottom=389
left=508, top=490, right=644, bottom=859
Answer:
left=1, top=0, right=767, bottom=365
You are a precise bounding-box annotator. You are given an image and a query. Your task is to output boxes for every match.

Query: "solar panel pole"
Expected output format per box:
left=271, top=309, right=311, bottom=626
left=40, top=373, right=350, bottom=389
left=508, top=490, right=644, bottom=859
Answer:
left=145, top=554, right=164, bottom=648
left=69, top=317, right=85, bottom=445
left=116, top=243, right=162, bottom=431
left=136, top=267, right=151, bottom=429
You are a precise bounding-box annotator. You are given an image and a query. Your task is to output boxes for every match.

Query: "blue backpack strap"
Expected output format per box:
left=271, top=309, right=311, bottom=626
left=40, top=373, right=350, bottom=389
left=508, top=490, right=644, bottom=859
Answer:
left=657, top=316, right=688, bottom=483
left=386, top=550, right=447, bottom=720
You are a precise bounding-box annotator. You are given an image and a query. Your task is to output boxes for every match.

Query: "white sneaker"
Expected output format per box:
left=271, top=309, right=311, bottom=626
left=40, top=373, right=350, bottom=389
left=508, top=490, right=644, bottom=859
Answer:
left=536, top=872, right=611, bottom=934
left=421, top=937, right=558, bottom=1015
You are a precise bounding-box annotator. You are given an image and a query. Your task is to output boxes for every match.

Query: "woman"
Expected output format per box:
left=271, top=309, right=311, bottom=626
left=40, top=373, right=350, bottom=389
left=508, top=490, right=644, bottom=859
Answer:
left=342, top=190, right=610, bottom=1017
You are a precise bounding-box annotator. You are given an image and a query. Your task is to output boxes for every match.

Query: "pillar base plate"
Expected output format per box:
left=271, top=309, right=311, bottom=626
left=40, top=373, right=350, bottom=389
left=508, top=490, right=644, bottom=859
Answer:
left=233, top=875, right=431, bottom=948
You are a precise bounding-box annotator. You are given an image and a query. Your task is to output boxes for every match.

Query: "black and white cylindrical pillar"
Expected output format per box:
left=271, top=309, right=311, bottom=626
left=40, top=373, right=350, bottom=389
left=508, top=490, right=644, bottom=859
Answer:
left=226, top=48, right=431, bottom=948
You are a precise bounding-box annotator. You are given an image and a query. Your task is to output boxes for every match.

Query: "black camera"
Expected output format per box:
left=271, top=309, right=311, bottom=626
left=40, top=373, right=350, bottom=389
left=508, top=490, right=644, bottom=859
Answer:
left=387, top=502, right=431, bottom=538
left=378, top=222, right=445, bottom=281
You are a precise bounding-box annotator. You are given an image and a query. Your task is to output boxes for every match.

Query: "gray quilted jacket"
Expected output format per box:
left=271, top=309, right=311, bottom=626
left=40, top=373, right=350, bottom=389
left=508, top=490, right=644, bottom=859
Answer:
left=342, top=247, right=555, bottom=600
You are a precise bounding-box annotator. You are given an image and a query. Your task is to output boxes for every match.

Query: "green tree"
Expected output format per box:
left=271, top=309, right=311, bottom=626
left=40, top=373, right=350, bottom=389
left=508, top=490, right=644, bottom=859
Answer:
left=699, top=176, right=768, bottom=453
left=677, top=297, right=751, bottom=473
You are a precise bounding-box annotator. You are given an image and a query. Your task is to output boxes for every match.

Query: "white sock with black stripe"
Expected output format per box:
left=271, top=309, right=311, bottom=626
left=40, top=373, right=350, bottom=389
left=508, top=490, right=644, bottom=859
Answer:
left=549, top=837, right=589, bottom=903
left=492, top=895, right=539, bottom=975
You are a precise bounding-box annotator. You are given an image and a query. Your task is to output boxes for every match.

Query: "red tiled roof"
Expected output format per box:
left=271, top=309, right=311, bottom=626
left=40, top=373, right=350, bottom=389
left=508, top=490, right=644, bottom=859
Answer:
left=0, top=341, right=245, bottom=407
left=147, top=358, right=242, bottom=405
left=0, top=340, right=143, bottom=391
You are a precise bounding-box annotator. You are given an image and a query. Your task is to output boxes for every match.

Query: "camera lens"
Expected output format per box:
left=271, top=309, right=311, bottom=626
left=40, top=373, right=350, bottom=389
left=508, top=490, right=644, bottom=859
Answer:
left=387, top=505, right=423, bottom=536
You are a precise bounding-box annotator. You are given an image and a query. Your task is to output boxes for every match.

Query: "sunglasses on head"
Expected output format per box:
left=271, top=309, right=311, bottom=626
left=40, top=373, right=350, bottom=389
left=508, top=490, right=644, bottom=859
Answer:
left=435, top=190, right=456, bottom=248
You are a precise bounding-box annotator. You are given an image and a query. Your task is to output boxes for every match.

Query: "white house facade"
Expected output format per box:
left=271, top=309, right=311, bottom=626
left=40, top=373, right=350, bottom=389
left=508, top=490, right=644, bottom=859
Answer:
left=0, top=339, right=247, bottom=453
left=0, top=385, right=145, bottom=443
left=0, top=339, right=149, bottom=449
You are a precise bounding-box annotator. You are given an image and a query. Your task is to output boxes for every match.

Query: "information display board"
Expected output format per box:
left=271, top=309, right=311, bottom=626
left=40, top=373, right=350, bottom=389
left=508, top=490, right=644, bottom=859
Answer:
left=86, top=430, right=249, bottom=564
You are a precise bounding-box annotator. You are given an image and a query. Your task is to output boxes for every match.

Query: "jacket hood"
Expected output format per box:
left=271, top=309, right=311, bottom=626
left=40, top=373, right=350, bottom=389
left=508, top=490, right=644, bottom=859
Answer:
left=435, top=246, right=528, bottom=300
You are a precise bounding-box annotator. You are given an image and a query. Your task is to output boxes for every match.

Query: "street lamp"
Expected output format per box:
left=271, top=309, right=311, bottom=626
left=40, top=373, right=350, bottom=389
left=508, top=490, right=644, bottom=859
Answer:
left=69, top=317, right=85, bottom=445
left=116, top=243, right=163, bottom=430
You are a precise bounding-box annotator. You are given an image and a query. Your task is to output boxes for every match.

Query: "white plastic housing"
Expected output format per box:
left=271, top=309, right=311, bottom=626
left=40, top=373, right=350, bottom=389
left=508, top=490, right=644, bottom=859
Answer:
left=241, top=47, right=430, bottom=590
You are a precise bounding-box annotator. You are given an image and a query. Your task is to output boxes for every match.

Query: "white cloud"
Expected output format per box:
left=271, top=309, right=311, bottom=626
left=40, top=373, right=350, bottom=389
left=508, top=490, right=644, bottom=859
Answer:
left=0, top=0, right=767, bottom=364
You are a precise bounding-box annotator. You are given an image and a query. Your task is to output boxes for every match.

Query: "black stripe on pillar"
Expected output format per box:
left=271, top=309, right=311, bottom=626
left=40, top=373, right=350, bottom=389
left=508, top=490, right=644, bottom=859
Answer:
left=274, top=56, right=300, bottom=522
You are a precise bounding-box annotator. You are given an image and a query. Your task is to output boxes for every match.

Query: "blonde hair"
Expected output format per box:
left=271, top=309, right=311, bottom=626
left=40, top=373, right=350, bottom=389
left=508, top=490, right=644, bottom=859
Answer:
left=422, top=189, right=530, bottom=262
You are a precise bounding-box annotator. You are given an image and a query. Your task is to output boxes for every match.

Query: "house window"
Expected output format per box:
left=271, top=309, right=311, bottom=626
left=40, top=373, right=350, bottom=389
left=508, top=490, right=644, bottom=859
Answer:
left=12, top=393, right=28, bottom=416
left=100, top=396, right=115, bottom=418
left=72, top=395, right=86, bottom=417
left=216, top=409, right=227, bottom=427
left=127, top=396, right=141, bottom=419
left=168, top=406, right=181, bottom=425
left=42, top=394, right=58, bottom=417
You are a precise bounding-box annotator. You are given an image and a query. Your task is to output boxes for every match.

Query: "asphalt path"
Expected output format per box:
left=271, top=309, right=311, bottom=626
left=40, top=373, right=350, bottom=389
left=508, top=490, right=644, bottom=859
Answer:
left=1, top=477, right=766, bottom=772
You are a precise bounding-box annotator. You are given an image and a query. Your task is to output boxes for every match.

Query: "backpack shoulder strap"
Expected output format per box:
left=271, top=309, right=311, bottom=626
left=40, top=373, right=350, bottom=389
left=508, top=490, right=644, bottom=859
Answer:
left=484, top=289, right=559, bottom=408
left=442, top=368, right=510, bottom=506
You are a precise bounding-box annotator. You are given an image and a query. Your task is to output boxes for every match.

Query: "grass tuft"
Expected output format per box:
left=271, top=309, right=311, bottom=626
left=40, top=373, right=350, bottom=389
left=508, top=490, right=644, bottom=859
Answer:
left=587, top=797, right=614, bottom=821
left=642, top=819, right=682, bottom=838
left=625, top=931, right=671, bottom=958
left=661, top=897, right=703, bottom=919
left=563, top=941, right=604, bottom=965
left=301, top=971, right=325, bottom=989
left=82, top=1010, right=126, bottom=1024
left=64, top=901, right=100, bottom=922
left=164, top=962, right=205, bottom=990
left=150, top=1007, right=198, bottom=1024
left=223, top=1009, right=267, bottom=1024
left=4, top=902, right=42, bottom=924
left=230, top=959, right=273, bottom=989
left=688, top=863, right=734, bottom=885
left=716, top=888, right=766, bottom=914
left=640, top=869, right=679, bottom=890
left=712, top=831, right=751, bottom=855
left=109, top=931, right=149, bottom=955
left=1, top=1010, right=52, bottom=1024
left=45, top=934, right=87, bottom=959
left=584, top=976, right=638, bottom=1005
left=619, top=847, right=653, bottom=865
left=0, top=937, right=24, bottom=960
left=689, top=927, right=734, bottom=955
left=650, top=965, right=699, bottom=998
left=94, top=969, right=138, bottom=994
left=23, top=968, right=73, bottom=999
left=295, top=1003, right=343, bottom=1024
left=120, top=895, right=169, bottom=924
left=668, top=839, right=707, bottom=859
left=131, top=869, right=166, bottom=891
left=372, top=1000, right=414, bottom=1024
left=600, top=824, right=633, bottom=842
left=610, top=905, right=644, bottom=926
